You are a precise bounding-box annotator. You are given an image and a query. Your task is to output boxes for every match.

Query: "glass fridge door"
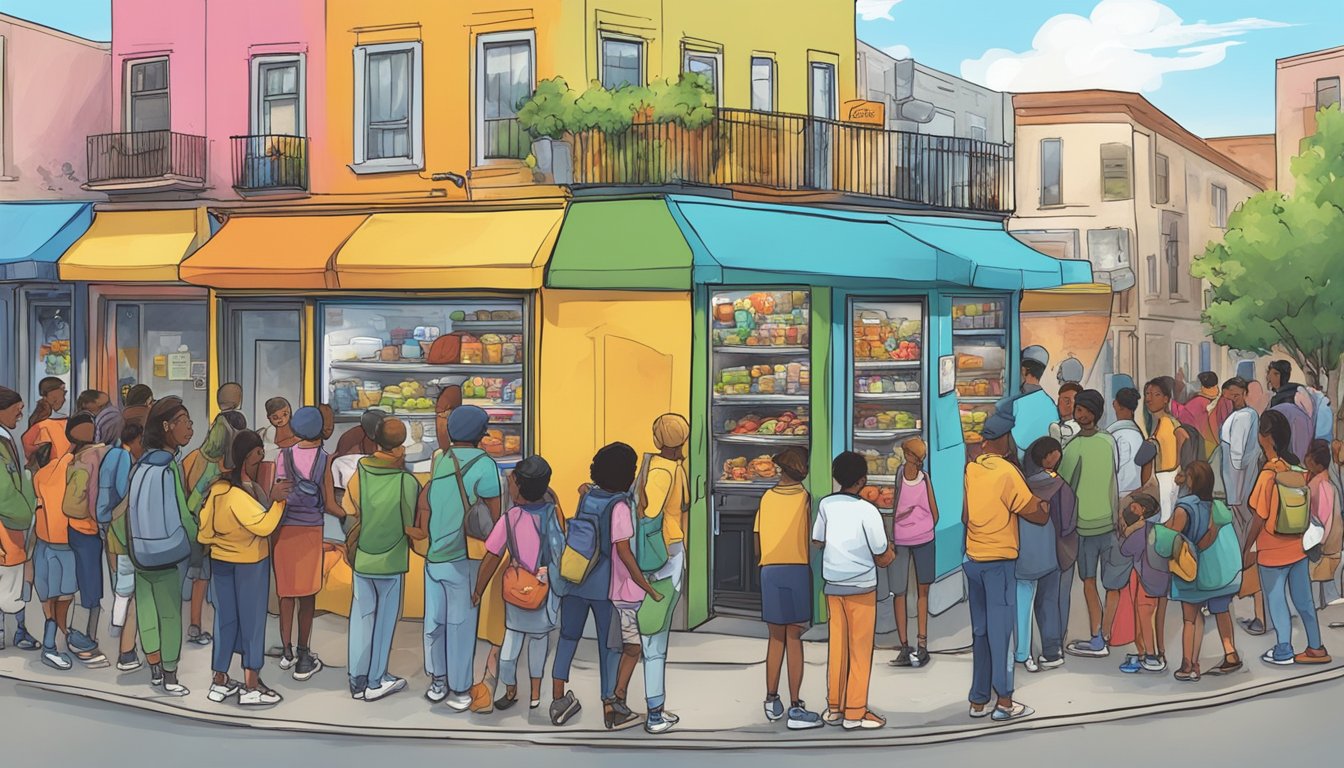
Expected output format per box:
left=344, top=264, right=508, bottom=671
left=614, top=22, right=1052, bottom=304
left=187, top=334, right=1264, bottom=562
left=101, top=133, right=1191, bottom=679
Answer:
left=952, top=297, right=1009, bottom=459
left=850, top=298, right=925, bottom=510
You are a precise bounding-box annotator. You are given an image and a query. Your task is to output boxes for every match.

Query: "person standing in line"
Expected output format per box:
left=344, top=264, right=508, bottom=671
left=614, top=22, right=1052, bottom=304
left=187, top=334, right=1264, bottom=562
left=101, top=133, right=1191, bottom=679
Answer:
left=1109, top=388, right=1146, bottom=498
left=1050, top=383, right=1083, bottom=449
left=335, top=409, right=385, bottom=460
left=342, top=417, right=418, bottom=702
left=198, top=430, right=291, bottom=706
left=1218, top=378, right=1267, bottom=636
left=61, top=413, right=109, bottom=661
left=1244, top=409, right=1330, bottom=665
left=101, top=419, right=144, bottom=671
left=813, top=451, right=894, bottom=731
left=182, top=408, right=248, bottom=648
left=127, top=396, right=197, bottom=696
left=265, top=397, right=299, bottom=451
left=1267, top=361, right=1313, bottom=462
left=22, top=377, right=69, bottom=460
left=1017, top=437, right=1076, bottom=673
left=964, top=412, right=1050, bottom=722
left=999, top=346, right=1057, bottom=460
left=754, top=446, right=822, bottom=730
left=886, top=437, right=938, bottom=670
left=0, top=388, right=39, bottom=653
left=1062, top=390, right=1128, bottom=659
left=1305, top=440, right=1344, bottom=607
left=1172, top=373, right=1221, bottom=459
left=120, top=385, right=154, bottom=430
left=1144, top=377, right=1189, bottom=523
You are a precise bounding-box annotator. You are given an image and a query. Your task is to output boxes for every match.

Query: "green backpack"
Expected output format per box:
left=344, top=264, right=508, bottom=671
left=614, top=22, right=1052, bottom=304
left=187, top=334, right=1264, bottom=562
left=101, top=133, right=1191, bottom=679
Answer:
left=1273, top=465, right=1311, bottom=536
left=633, top=453, right=669, bottom=574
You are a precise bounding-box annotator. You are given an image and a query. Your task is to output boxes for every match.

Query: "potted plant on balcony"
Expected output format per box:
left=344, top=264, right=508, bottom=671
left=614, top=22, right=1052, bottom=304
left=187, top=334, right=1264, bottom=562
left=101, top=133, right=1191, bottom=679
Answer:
left=518, top=77, right=577, bottom=183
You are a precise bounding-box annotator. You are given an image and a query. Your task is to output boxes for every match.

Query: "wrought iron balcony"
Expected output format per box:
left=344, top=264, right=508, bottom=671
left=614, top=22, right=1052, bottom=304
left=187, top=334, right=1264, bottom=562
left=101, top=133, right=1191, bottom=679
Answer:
left=86, top=130, right=207, bottom=192
left=231, top=135, right=309, bottom=193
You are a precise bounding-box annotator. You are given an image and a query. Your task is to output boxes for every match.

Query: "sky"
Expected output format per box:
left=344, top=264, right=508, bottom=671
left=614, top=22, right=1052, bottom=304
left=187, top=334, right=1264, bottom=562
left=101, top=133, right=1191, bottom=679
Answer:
left=2, top=0, right=1341, bottom=138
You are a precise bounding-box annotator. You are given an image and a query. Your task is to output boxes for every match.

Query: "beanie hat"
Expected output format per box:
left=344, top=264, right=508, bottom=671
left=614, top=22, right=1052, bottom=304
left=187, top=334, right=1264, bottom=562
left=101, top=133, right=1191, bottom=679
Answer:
left=448, top=405, right=491, bottom=443
left=290, top=406, right=324, bottom=441
left=1075, top=389, right=1105, bottom=420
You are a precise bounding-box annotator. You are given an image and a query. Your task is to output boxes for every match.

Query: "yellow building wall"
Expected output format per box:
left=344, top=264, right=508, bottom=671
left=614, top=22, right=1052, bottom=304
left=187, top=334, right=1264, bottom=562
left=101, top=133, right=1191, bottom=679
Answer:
left=537, top=289, right=692, bottom=517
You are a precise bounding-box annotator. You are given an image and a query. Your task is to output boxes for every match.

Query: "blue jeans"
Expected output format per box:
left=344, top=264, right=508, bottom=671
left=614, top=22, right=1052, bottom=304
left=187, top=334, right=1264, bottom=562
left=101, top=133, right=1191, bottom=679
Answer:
left=640, top=584, right=681, bottom=710
left=1014, top=569, right=1062, bottom=663
left=966, top=559, right=1017, bottom=705
left=423, top=559, right=477, bottom=693
left=1058, top=564, right=1074, bottom=646
left=552, top=594, right=618, bottom=699
left=348, top=573, right=403, bottom=688
left=210, top=558, right=269, bottom=673
left=500, top=629, right=550, bottom=687
left=1260, top=559, right=1322, bottom=651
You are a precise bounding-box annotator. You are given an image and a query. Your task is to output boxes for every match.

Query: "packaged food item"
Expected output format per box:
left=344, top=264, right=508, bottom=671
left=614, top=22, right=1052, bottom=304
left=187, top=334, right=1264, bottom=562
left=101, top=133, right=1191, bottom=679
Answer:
left=380, top=345, right=401, bottom=362
left=491, top=310, right=513, bottom=322
left=481, top=333, right=504, bottom=364
left=504, top=434, right=522, bottom=455
left=475, top=310, right=493, bottom=321
left=460, top=336, right=483, bottom=364
left=714, top=303, right=735, bottom=324
left=502, top=342, right=519, bottom=364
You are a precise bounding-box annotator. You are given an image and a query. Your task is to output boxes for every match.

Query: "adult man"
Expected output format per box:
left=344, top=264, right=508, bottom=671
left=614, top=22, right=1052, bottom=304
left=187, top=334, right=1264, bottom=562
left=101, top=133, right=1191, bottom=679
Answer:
left=1219, top=377, right=1266, bottom=634
left=74, top=390, right=110, bottom=418
left=999, top=346, right=1057, bottom=459
left=1108, top=388, right=1146, bottom=497
left=1050, top=383, right=1083, bottom=449
left=1060, top=390, right=1127, bottom=659
left=963, top=412, right=1049, bottom=722
left=0, top=387, right=39, bottom=652
left=1268, top=361, right=1313, bottom=460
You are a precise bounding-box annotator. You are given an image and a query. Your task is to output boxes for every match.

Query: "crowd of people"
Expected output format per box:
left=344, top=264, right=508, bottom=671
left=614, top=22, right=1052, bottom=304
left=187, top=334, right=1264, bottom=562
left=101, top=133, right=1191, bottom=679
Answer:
left=0, top=346, right=1340, bottom=733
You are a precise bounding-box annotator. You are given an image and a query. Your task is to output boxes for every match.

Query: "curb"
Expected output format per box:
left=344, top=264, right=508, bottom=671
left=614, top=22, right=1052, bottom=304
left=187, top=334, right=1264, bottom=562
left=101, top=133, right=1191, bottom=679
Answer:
left=5, top=662, right=1343, bottom=748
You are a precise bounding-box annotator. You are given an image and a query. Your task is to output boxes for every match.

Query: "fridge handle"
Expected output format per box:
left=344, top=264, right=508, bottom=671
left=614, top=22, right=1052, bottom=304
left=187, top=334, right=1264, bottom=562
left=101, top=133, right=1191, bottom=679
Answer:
left=697, top=477, right=706, bottom=501
left=713, top=498, right=720, bottom=536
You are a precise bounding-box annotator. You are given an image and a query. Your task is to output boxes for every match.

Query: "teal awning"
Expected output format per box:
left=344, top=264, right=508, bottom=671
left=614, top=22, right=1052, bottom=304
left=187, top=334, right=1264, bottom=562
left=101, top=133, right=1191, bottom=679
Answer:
left=0, top=202, right=94, bottom=281
left=666, top=196, right=1092, bottom=289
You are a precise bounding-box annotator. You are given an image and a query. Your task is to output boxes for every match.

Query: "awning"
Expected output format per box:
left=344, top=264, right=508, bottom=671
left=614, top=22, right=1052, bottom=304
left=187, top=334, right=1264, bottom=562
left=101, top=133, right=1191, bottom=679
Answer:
left=335, top=208, right=564, bottom=290
left=180, top=214, right=368, bottom=289
left=889, top=214, right=1095, bottom=290
left=59, top=208, right=209, bottom=282
left=0, top=202, right=93, bottom=281
left=546, top=200, right=692, bottom=290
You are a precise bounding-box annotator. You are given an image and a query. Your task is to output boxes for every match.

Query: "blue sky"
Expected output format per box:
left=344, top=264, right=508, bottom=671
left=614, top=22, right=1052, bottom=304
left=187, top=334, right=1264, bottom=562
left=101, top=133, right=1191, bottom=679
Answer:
left=3, top=0, right=1340, bottom=137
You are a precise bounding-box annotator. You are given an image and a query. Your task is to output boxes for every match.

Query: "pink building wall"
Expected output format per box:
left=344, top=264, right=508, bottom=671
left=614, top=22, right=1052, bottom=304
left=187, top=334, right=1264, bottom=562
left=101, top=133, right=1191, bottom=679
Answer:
left=1275, top=45, right=1344, bottom=194
left=0, top=14, right=110, bottom=200
left=110, top=0, right=326, bottom=198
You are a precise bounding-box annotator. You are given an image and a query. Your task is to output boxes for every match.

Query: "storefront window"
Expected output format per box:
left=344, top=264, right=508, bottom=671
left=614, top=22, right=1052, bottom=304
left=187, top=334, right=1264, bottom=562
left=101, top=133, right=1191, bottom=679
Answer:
left=28, top=296, right=73, bottom=410
left=850, top=299, right=924, bottom=511
left=110, top=299, right=210, bottom=449
left=953, top=297, right=1009, bottom=460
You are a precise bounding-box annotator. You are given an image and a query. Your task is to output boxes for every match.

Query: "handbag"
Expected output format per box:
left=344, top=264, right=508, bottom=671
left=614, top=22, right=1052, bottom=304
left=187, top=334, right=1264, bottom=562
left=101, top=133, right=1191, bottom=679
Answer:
left=1170, top=535, right=1198, bottom=582
left=501, top=507, right=549, bottom=610
left=448, top=450, right=495, bottom=541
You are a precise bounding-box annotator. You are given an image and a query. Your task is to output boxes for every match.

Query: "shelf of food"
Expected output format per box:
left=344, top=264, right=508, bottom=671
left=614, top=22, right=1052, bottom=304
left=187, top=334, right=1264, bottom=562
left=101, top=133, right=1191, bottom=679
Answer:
left=854, top=428, right=922, bottom=441
left=952, top=329, right=1008, bottom=337
left=854, top=360, right=921, bottom=370
left=714, top=362, right=810, bottom=397
left=854, top=392, right=921, bottom=402
left=713, top=395, right=809, bottom=406
left=720, top=454, right=786, bottom=486
left=716, top=433, right=809, bottom=446
left=332, top=361, right=523, bottom=375
left=712, top=345, right=810, bottom=356
left=450, top=321, right=525, bottom=333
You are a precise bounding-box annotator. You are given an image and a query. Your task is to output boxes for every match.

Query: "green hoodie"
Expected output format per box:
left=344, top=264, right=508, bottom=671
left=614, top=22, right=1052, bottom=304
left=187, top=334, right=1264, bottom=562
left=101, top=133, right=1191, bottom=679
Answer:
left=0, top=436, right=35, bottom=532
left=352, top=453, right=418, bottom=576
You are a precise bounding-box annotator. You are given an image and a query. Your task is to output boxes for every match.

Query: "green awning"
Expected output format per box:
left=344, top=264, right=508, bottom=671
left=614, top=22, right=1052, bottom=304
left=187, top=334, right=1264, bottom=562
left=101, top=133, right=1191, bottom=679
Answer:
left=545, top=200, right=692, bottom=290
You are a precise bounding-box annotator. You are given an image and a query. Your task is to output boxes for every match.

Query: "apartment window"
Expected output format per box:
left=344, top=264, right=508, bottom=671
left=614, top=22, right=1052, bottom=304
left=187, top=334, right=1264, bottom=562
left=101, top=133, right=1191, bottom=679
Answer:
left=1086, top=228, right=1130, bottom=271
left=1146, top=254, right=1159, bottom=296
left=1318, top=77, right=1341, bottom=111
left=252, top=55, right=303, bottom=136
left=353, top=42, right=423, bottom=172
left=684, top=50, right=721, bottom=103
left=1101, top=142, right=1132, bottom=201
left=126, top=57, right=170, bottom=132
left=1175, top=342, right=1193, bottom=385
left=601, top=37, right=642, bottom=89
left=478, top=32, right=535, bottom=163
left=1040, top=138, right=1062, bottom=206
left=1165, top=226, right=1181, bottom=297
left=967, top=113, right=987, bottom=141
left=1154, top=153, right=1170, bottom=205
left=750, top=56, right=775, bottom=112
left=1211, top=184, right=1229, bottom=228
left=1200, top=341, right=1213, bottom=374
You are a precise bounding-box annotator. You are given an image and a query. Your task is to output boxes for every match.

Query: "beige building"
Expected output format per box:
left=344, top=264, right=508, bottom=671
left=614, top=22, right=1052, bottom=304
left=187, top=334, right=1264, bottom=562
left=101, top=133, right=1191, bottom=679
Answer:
left=1276, top=46, right=1344, bottom=193
left=1010, top=90, right=1267, bottom=390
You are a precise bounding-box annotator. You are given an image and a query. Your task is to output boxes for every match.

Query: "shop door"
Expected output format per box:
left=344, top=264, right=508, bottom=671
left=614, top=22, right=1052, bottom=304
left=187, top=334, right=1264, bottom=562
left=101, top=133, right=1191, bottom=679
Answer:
left=222, top=302, right=304, bottom=450
left=24, top=290, right=74, bottom=410
left=109, top=299, right=209, bottom=451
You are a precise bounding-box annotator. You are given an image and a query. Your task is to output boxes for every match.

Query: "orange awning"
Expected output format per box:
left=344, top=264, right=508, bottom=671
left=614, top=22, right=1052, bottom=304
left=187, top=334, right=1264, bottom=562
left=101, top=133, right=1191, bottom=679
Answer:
left=179, top=214, right=368, bottom=289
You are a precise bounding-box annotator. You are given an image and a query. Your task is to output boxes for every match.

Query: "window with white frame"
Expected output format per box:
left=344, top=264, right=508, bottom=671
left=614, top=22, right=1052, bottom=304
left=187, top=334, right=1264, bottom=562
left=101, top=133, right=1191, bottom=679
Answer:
left=751, top=56, right=775, bottom=112
left=126, top=57, right=170, bottom=132
left=1040, top=138, right=1062, bottom=206
left=1154, top=153, right=1170, bottom=205
left=1211, top=184, right=1229, bottom=228
left=353, top=42, right=423, bottom=172
left=967, top=113, right=987, bottom=141
left=601, top=37, right=642, bottom=89
left=252, top=55, right=304, bottom=136
left=478, top=32, right=534, bottom=162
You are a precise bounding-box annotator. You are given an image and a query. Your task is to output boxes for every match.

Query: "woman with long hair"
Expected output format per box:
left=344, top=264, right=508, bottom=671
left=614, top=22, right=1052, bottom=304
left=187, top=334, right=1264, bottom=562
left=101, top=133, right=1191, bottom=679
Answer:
left=1166, top=461, right=1241, bottom=681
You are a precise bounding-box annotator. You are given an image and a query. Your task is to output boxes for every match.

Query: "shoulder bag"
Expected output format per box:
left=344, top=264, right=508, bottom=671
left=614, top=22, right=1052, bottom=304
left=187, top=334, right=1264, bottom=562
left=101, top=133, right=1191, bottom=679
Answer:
left=449, top=450, right=495, bottom=541
left=501, top=507, right=548, bottom=610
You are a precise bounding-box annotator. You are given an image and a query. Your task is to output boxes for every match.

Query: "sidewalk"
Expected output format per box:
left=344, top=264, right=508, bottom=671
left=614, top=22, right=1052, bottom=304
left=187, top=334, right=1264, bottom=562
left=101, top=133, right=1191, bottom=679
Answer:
left=4, top=593, right=1344, bottom=747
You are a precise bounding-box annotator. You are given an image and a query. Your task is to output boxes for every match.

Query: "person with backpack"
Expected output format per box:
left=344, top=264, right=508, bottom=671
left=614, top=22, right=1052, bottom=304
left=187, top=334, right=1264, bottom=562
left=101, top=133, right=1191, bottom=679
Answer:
left=128, top=396, right=197, bottom=695
left=414, top=405, right=501, bottom=711
left=182, top=409, right=248, bottom=648
left=472, top=456, right=559, bottom=712
left=1144, top=377, right=1189, bottom=525
left=1244, top=409, right=1329, bottom=665
left=637, top=414, right=691, bottom=734
left=272, top=406, right=342, bottom=681
left=100, top=418, right=144, bottom=671
left=342, top=417, right=419, bottom=702
left=1268, top=361, right=1314, bottom=463
left=1018, top=437, right=1076, bottom=673
left=0, top=387, right=39, bottom=654
left=1305, top=440, right=1343, bottom=606
left=62, top=413, right=109, bottom=660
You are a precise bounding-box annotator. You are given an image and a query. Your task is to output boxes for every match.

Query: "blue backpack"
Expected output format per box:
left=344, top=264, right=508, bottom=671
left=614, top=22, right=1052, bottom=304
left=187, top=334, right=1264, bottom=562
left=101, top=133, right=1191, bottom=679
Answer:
left=558, top=489, right=621, bottom=588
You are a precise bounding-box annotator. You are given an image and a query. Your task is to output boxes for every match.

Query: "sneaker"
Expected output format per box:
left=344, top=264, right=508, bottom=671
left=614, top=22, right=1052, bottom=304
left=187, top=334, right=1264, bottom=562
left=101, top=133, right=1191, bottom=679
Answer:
left=239, top=686, right=283, bottom=706
left=787, top=703, right=825, bottom=730
left=364, top=676, right=407, bottom=702
left=968, top=703, right=992, bottom=719
left=661, top=711, right=681, bottom=725
left=41, top=646, right=72, bottom=671
left=764, top=694, right=785, bottom=722
left=161, top=671, right=189, bottom=697
left=0, top=628, right=5, bottom=650
left=1241, top=618, right=1267, bottom=636
left=991, top=702, right=1034, bottom=722
left=425, top=678, right=448, bottom=704
left=278, top=653, right=297, bottom=671
left=909, top=647, right=931, bottom=668
left=445, top=690, right=473, bottom=712
left=822, top=708, right=843, bottom=726
left=645, top=710, right=675, bottom=734
left=1065, top=634, right=1109, bottom=658
left=1119, top=654, right=1143, bottom=674
left=150, top=663, right=165, bottom=687
left=349, top=675, right=368, bottom=701
left=1038, top=654, right=1065, bottom=670
left=550, top=691, right=581, bottom=726
left=888, top=646, right=913, bottom=667
left=1295, top=647, right=1332, bottom=665
left=116, top=651, right=142, bottom=672
left=66, top=630, right=97, bottom=653
left=1019, top=656, right=1040, bottom=673
left=1141, top=655, right=1167, bottom=673
left=843, top=711, right=887, bottom=730
left=292, top=651, right=322, bottom=682
left=1261, top=644, right=1295, bottom=665
left=12, top=627, right=40, bottom=651
left=185, top=626, right=212, bottom=646
left=207, top=679, right=242, bottom=703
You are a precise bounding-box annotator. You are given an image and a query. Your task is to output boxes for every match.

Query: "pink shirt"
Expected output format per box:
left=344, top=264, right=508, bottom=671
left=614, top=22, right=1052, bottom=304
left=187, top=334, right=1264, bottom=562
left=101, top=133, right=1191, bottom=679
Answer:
left=1310, top=472, right=1337, bottom=539
left=276, top=445, right=320, bottom=480
left=892, top=470, right=935, bottom=546
left=608, top=500, right=644, bottom=604
left=484, top=504, right=546, bottom=573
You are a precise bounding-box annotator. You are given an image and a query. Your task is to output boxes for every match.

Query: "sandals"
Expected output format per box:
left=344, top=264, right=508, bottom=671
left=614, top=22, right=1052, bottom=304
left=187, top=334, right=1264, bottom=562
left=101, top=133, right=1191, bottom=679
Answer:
left=495, top=687, right=519, bottom=711
left=1206, top=655, right=1243, bottom=676
left=186, top=626, right=213, bottom=646
left=1173, top=663, right=1201, bottom=682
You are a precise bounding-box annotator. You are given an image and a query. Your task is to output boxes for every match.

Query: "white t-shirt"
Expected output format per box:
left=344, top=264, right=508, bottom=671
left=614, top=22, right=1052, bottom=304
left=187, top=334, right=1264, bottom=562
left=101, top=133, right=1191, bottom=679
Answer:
left=812, top=493, right=887, bottom=594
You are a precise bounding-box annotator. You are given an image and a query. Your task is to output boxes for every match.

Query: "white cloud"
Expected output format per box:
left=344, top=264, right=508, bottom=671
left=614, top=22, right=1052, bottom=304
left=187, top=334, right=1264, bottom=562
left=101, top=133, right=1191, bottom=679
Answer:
left=883, top=44, right=912, bottom=60
left=960, top=0, right=1290, bottom=93
left=857, top=0, right=903, bottom=22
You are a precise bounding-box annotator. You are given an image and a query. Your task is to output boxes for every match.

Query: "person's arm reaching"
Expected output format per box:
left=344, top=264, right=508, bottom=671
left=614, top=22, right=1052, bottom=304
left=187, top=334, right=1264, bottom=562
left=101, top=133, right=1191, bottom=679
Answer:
left=237, top=483, right=290, bottom=538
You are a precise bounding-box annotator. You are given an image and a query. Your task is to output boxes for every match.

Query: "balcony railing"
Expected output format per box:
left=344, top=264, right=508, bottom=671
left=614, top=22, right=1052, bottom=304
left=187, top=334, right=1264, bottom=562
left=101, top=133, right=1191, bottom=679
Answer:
left=231, top=135, right=309, bottom=193
left=570, top=108, right=1014, bottom=212
left=86, top=130, right=207, bottom=190
left=482, top=117, right=530, bottom=160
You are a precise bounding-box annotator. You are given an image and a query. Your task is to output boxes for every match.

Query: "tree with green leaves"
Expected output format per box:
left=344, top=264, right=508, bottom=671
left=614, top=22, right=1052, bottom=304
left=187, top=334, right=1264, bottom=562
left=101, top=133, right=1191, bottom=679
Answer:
left=1193, top=104, right=1344, bottom=390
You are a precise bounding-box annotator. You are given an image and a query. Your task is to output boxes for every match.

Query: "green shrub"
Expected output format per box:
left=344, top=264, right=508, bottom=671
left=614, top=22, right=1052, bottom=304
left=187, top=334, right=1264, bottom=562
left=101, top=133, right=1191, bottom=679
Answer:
left=517, top=73, right=716, bottom=137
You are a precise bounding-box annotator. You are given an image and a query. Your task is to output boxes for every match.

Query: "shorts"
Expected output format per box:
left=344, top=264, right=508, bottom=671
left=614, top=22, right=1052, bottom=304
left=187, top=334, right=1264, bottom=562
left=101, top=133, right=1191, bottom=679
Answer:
left=888, top=540, right=936, bottom=596
left=610, top=603, right=640, bottom=646
left=1077, top=532, right=1133, bottom=592
left=66, top=526, right=104, bottom=609
left=0, top=563, right=24, bottom=613
left=760, top=564, right=812, bottom=625
left=1204, top=594, right=1233, bottom=615
left=33, top=540, right=78, bottom=602
left=114, top=555, right=137, bottom=598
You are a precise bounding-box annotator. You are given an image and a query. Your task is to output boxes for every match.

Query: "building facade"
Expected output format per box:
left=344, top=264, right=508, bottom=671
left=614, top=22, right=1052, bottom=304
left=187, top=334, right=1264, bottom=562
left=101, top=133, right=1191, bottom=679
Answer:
left=1275, top=45, right=1344, bottom=193
left=855, top=40, right=1012, bottom=144
left=1205, top=134, right=1276, bottom=190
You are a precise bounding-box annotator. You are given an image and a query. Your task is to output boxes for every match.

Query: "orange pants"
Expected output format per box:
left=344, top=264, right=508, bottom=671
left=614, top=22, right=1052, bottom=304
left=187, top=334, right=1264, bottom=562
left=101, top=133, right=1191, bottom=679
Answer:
left=826, top=591, right=877, bottom=720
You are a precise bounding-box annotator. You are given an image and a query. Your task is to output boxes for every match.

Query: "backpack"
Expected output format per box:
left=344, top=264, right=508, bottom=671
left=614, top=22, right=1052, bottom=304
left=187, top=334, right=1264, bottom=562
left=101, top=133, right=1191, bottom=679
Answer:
left=1308, top=388, right=1334, bottom=441
left=540, top=497, right=570, bottom=597
left=1274, top=465, right=1311, bottom=536
left=281, top=446, right=325, bottom=504
left=634, top=453, right=670, bottom=574
left=559, top=489, right=621, bottom=586
left=63, top=446, right=105, bottom=521
left=126, top=451, right=192, bottom=571
left=1177, top=424, right=1204, bottom=468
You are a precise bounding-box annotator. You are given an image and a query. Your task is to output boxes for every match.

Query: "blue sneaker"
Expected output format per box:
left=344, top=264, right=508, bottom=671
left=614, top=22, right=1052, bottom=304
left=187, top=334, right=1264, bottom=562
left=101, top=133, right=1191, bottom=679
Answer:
left=787, top=703, right=825, bottom=730
left=1119, top=654, right=1143, bottom=673
left=764, top=694, right=784, bottom=722
left=67, top=630, right=97, bottom=653
left=1262, top=644, right=1295, bottom=666
left=1065, top=634, right=1109, bottom=658
left=12, top=626, right=40, bottom=651
left=41, top=646, right=73, bottom=671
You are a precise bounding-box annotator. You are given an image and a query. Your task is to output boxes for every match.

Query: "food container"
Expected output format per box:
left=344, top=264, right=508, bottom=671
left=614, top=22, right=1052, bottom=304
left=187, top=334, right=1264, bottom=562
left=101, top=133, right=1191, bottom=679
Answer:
left=460, top=338, right=484, bottom=364
left=401, top=340, right=423, bottom=359
left=357, top=382, right=383, bottom=409
left=714, top=303, right=734, bottom=324
left=504, top=435, right=521, bottom=455
left=501, top=342, right=519, bottom=364
left=475, top=310, right=493, bottom=321
left=481, top=334, right=503, bottom=364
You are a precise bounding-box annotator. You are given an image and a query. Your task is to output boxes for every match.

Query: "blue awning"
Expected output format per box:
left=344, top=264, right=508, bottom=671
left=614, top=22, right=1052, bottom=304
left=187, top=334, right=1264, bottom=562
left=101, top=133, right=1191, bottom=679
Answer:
left=666, top=196, right=1092, bottom=290
left=0, top=202, right=94, bottom=281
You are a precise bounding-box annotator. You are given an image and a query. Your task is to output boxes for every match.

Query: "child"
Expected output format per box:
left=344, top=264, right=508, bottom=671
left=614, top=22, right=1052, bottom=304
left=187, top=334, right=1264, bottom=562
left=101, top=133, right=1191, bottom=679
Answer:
left=1019, top=437, right=1077, bottom=672
left=267, top=397, right=298, bottom=450
left=755, top=446, right=822, bottom=729
left=813, top=451, right=894, bottom=730
left=1118, top=489, right=1167, bottom=674
left=887, top=437, right=938, bottom=669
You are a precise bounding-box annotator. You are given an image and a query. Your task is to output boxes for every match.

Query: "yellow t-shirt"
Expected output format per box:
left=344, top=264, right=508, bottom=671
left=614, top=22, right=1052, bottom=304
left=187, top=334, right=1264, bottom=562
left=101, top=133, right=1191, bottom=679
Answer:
left=964, top=453, right=1036, bottom=562
left=754, top=484, right=811, bottom=566
left=643, top=455, right=688, bottom=546
left=197, top=483, right=287, bottom=564
left=1153, top=414, right=1180, bottom=472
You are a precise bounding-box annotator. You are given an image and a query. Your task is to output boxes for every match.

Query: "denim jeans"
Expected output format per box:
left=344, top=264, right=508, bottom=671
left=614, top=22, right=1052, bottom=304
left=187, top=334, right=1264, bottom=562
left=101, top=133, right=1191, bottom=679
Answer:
left=1260, top=559, right=1322, bottom=651
left=500, top=629, right=550, bottom=686
left=641, top=543, right=685, bottom=711
left=348, top=573, right=403, bottom=688
left=211, top=558, right=269, bottom=673
left=1058, top=564, right=1074, bottom=645
left=1014, top=569, right=1062, bottom=663
left=966, top=559, right=1017, bottom=705
left=423, top=559, right=477, bottom=693
left=552, top=594, right=618, bottom=699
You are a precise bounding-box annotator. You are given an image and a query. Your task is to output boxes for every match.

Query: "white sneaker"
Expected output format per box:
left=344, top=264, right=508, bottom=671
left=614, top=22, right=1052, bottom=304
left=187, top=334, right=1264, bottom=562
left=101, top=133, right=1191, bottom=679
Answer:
left=207, top=680, right=242, bottom=703
left=278, top=654, right=297, bottom=671
left=239, top=688, right=283, bottom=706
left=162, top=681, right=190, bottom=697
left=444, top=691, right=472, bottom=712
left=1020, top=656, right=1040, bottom=673
left=426, top=679, right=448, bottom=704
left=363, top=676, right=407, bottom=702
left=843, top=711, right=887, bottom=730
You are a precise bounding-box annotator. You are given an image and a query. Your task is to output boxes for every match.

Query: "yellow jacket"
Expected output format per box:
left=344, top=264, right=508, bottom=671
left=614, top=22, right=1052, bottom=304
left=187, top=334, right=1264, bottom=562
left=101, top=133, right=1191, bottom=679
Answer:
left=197, top=481, right=286, bottom=563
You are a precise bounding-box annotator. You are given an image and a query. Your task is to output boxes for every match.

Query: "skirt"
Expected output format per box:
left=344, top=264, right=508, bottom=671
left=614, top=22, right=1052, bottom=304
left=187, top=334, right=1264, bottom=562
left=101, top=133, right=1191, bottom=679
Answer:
left=273, top=525, right=324, bottom=598
left=476, top=559, right=507, bottom=647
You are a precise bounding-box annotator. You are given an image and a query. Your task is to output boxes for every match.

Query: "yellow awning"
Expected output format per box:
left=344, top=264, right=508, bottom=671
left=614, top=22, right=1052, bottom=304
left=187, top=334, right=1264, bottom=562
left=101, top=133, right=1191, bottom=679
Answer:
left=58, top=208, right=209, bottom=282
left=334, top=208, right=564, bottom=290
left=180, top=214, right=368, bottom=289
